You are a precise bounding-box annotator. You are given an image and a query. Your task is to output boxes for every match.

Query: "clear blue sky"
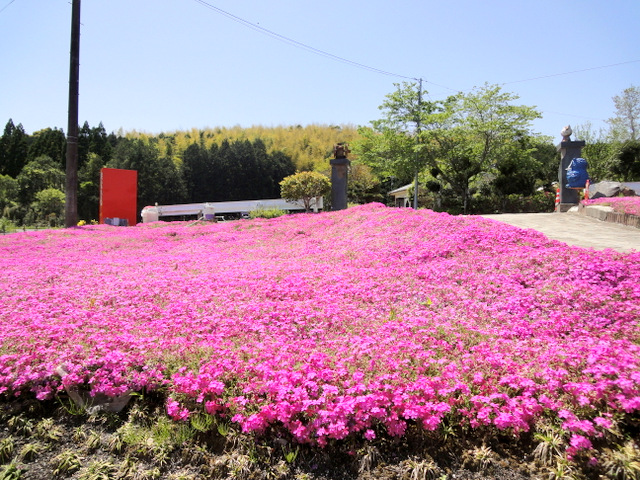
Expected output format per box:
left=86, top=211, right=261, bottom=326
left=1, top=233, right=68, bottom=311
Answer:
left=1, top=0, right=638, bottom=142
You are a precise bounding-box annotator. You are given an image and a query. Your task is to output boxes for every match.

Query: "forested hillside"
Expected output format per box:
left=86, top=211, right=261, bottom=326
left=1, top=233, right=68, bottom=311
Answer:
left=128, top=124, right=361, bottom=173
left=0, top=121, right=360, bottom=226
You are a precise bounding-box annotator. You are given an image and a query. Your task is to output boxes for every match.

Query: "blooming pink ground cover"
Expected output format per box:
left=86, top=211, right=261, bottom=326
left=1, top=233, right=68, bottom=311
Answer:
left=1, top=204, right=639, bottom=456
left=583, top=196, right=640, bottom=216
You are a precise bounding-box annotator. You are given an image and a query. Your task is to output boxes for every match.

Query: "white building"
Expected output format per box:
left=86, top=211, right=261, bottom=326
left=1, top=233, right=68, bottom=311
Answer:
left=388, top=184, right=413, bottom=208
left=140, top=198, right=323, bottom=223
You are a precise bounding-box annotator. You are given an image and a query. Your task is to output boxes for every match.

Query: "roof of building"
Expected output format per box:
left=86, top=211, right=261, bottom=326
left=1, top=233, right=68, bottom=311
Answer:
left=388, top=183, right=414, bottom=196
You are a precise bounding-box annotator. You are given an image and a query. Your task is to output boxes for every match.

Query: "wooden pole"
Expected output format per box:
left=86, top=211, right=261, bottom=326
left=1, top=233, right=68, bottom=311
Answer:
left=65, top=0, right=81, bottom=227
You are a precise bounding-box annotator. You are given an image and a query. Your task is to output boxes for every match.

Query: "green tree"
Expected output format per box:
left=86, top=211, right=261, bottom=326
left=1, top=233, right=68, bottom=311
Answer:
left=347, top=163, right=382, bottom=204
left=0, top=119, right=29, bottom=178
left=0, top=174, right=18, bottom=216
left=355, top=126, right=417, bottom=185
left=27, top=127, right=66, bottom=168
left=492, top=136, right=553, bottom=196
left=266, top=149, right=296, bottom=198
left=529, top=138, right=559, bottom=189
left=78, top=153, right=105, bottom=221
left=193, top=138, right=295, bottom=202
left=581, top=142, right=617, bottom=182
left=107, top=138, right=185, bottom=213
left=78, top=121, right=92, bottom=169
left=356, top=83, right=541, bottom=213
left=248, top=139, right=295, bottom=199
left=77, top=122, right=113, bottom=168
left=430, top=84, right=541, bottom=212
left=427, top=128, right=481, bottom=212
left=248, top=138, right=273, bottom=199
left=32, top=188, right=65, bottom=225
left=574, top=121, right=607, bottom=144
left=216, top=139, right=238, bottom=201
left=355, top=81, right=440, bottom=204
left=16, top=155, right=65, bottom=206
left=607, top=85, right=640, bottom=141
left=611, top=140, right=640, bottom=180
left=280, top=171, right=330, bottom=212
left=228, top=139, right=259, bottom=200
left=182, top=142, right=215, bottom=203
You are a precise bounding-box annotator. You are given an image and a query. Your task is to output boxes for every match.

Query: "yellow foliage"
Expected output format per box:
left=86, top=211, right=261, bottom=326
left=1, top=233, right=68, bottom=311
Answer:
left=122, top=124, right=361, bottom=171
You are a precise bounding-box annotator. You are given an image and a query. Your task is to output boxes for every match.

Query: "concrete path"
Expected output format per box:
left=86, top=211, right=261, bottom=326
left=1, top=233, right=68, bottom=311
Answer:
left=478, top=211, right=640, bottom=253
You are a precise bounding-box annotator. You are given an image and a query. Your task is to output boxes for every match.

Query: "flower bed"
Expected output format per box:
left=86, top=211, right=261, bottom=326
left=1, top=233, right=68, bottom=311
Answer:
left=1, top=204, right=639, bottom=460
left=583, top=196, right=640, bottom=217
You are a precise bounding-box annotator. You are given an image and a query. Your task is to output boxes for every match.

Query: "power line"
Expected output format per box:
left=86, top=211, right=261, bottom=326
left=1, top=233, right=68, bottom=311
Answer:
left=502, top=60, right=640, bottom=86
left=191, top=0, right=418, bottom=82
left=0, top=0, right=16, bottom=14
left=191, top=0, right=639, bottom=98
left=540, top=109, right=607, bottom=123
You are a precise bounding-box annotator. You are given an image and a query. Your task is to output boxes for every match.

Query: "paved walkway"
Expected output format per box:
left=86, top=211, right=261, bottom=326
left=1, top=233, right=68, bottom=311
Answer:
left=479, top=211, right=640, bottom=253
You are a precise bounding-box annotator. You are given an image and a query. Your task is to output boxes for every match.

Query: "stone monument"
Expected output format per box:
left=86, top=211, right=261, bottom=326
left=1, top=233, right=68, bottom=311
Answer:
left=557, top=125, right=585, bottom=212
left=330, top=143, right=350, bottom=210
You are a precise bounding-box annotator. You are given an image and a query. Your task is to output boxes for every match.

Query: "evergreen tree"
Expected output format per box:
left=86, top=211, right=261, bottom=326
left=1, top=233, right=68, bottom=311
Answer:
left=230, top=139, right=255, bottom=200
left=78, top=121, right=92, bottom=169
left=78, top=122, right=113, bottom=168
left=91, top=122, right=114, bottom=162
left=107, top=138, right=185, bottom=213
left=78, top=153, right=105, bottom=221
left=182, top=143, right=212, bottom=203
left=28, top=127, right=66, bottom=168
left=0, top=119, right=29, bottom=178
left=181, top=138, right=296, bottom=203
left=269, top=150, right=296, bottom=197
left=216, top=139, right=234, bottom=202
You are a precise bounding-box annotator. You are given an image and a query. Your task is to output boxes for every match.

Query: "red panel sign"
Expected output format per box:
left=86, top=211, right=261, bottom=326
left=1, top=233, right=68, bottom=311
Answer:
left=99, top=168, right=138, bottom=226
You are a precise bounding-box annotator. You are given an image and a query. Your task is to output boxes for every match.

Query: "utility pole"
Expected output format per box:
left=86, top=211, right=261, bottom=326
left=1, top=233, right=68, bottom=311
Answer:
left=65, top=0, right=81, bottom=227
left=413, top=78, right=422, bottom=209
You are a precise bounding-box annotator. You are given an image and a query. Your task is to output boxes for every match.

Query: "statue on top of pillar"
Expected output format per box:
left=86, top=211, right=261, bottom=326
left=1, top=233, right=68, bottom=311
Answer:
left=333, top=143, right=350, bottom=159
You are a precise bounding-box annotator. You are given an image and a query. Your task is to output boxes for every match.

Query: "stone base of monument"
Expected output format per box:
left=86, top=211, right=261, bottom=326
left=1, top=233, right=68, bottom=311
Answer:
left=557, top=203, right=578, bottom=213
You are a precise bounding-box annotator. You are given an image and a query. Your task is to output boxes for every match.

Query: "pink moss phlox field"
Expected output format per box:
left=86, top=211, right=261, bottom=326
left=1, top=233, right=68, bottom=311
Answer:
left=1, top=204, right=640, bottom=447
left=583, top=196, right=640, bottom=216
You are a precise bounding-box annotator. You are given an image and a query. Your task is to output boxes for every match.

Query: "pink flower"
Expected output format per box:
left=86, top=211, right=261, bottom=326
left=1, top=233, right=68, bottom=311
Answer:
left=594, top=416, right=613, bottom=430
left=364, top=429, right=376, bottom=440
left=494, top=412, right=515, bottom=430
left=1, top=204, right=639, bottom=448
left=562, top=419, right=595, bottom=436
left=166, top=398, right=190, bottom=421
left=569, top=434, right=593, bottom=452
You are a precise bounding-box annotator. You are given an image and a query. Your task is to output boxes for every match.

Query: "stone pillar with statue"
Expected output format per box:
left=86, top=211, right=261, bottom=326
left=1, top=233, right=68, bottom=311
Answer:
left=557, top=125, right=588, bottom=212
left=330, top=143, right=350, bottom=210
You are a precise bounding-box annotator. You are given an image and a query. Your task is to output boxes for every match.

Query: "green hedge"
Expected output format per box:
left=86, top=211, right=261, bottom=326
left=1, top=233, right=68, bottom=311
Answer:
left=421, top=191, right=556, bottom=215
left=249, top=208, right=287, bottom=219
